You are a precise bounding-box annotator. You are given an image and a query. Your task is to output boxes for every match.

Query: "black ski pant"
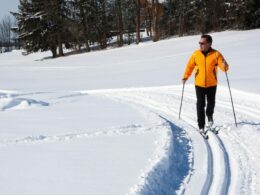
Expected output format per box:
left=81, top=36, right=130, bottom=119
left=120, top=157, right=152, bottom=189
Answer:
left=195, top=86, right=217, bottom=129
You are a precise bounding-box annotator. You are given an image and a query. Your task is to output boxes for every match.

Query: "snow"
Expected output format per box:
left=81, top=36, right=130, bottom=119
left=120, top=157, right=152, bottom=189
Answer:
left=0, top=29, right=260, bottom=195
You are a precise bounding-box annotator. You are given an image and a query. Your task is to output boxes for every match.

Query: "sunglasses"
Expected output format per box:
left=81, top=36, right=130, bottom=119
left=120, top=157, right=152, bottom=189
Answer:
left=199, top=42, right=207, bottom=45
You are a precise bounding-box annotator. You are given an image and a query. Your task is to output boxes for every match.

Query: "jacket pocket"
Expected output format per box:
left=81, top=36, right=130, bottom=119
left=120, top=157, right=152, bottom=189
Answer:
left=213, top=68, right=217, bottom=81
left=195, top=69, right=199, bottom=78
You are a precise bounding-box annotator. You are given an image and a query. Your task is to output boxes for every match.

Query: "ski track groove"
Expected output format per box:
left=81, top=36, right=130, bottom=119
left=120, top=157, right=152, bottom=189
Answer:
left=215, top=135, right=231, bottom=195
left=201, top=138, right=213, bottom=195
left=178, top=116, right=230, bottom=195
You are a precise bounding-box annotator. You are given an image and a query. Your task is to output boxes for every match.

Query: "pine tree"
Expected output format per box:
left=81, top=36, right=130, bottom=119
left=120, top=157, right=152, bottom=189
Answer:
left=12, top=0, right=74, bottom=57
left=244, top=0, right=260, bottom=29
left=12, top=0, right=52, bottom=55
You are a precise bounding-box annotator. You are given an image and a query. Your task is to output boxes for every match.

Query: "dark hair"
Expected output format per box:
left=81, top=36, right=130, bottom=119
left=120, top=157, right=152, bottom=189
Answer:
left=201, top=34, right=212, bottom=43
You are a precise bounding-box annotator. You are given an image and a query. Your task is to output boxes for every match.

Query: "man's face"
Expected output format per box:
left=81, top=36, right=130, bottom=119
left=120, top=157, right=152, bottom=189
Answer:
left=199, top=38, right=211, bottom=52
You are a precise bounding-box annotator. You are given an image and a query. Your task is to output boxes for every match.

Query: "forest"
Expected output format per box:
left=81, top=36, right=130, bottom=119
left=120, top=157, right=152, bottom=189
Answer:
left=1, top=0, right=259, bottom=57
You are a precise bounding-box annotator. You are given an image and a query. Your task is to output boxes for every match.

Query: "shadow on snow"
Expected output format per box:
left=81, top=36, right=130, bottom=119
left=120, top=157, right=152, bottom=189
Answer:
left=140, top=115, right=193, bottom=195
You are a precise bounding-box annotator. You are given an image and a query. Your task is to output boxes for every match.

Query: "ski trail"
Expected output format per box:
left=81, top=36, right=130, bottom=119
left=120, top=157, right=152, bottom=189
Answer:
left=207, top=132, right=231, bottom=195
left=179, top=110, right=231, bottom=195
left=215, top=135, right=231, bottom=195
left=201, top=139, right=213, bottom=195
left=85, top=86, right=237, bottom=194
left=131, top=115, right=193, bottom=195
left=177, top=115, right=228, bottom=195
left=220, top=125, right=258, bottom=194
left=5, top=85, right=257, bottom=194
left=177, top=87, right=258, bottom=194
left=87, top=90, right=215, bottom=194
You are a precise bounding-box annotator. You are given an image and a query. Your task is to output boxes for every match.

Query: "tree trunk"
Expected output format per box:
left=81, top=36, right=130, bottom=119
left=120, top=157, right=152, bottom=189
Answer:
left=116, top=0, right=124, bottom=47
left=152, top=0, right=159, bottom=42
left=100, top=0, right=107, bottom=49
left=168, top=0, right=174, bottom=35
left=145, top=10, right=152, bottom=37
left=136, top=0, right=141, bottom=44
left=58, top=33, right=64, bottom=56
left=51, top=46, right=57, bottom=58
left=77, top=0, right=90, bottom=52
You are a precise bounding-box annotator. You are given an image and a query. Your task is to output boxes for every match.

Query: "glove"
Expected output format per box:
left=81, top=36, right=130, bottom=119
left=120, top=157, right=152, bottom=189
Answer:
left=222, top=60, right=229, bottom=71
left=182, top=78, right=187, bottom=84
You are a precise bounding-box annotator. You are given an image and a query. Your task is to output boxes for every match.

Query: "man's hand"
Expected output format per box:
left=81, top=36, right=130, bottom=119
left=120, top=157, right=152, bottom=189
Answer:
left=182, top=78, right=187, bottom=84
left=222, top=60, right=229, bottom=71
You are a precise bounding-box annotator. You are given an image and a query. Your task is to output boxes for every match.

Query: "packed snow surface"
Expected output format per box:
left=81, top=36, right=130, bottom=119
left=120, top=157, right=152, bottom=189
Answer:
left=0, top=29, right=259, bottom=195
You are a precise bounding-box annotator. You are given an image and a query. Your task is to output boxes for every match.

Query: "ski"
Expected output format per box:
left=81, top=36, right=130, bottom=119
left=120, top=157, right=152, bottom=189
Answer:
left=206, top=125, right=220, bottom=135
left=199, top=129, right=209, bottom=139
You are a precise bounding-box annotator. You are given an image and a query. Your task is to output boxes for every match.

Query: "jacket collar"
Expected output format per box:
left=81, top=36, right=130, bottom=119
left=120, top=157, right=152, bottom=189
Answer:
left=201, top=47, right=213, bottom=56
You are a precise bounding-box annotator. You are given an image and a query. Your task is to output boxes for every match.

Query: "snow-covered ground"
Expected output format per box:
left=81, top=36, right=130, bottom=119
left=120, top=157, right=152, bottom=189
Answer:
left=0, top=29, right=259, bottom=195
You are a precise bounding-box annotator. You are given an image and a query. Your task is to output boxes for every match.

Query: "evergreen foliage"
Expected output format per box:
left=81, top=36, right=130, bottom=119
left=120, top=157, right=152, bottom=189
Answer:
left=9, top=0, right=260, bottom=57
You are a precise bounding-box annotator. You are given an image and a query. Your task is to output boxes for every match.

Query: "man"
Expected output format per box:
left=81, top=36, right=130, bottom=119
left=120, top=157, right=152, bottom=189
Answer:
left=182, top=34, right=229, bottom=134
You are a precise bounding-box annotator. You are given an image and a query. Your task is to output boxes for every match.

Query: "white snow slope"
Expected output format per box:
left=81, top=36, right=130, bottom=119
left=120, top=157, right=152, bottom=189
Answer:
left=0, top=29, right=259, bottom=195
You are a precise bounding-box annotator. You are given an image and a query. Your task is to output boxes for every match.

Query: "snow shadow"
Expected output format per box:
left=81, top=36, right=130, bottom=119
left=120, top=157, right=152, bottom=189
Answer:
left=0, top=92, right=49, bottom=99
left=238, top=121, right=260, bottom=126
left=35, top=56, right=53, bottom=61
left=139, top=116, right=193, bottom=195
left=0, top=93, right=8, bottom=98
left=57, top=93, right=88, bottom=99
left=2, top=98, right=49, bottom=111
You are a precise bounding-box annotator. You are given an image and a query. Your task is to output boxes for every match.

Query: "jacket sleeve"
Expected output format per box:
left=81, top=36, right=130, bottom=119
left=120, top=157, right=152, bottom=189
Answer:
left=183, top=53, right=196, bottom=80
left=217, top=52, right=229, bottom=72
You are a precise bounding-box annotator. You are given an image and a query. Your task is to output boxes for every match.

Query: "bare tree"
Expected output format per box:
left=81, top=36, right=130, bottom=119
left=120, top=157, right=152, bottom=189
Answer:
left=75, top=0, right=91, bottom=52
left=0, top=15, right=12, bottom=51
left=151, top=0, right=163, bottom=41
left=136, top=0, right=141, bottom=44
left=115, top=0, right=123, bottom=46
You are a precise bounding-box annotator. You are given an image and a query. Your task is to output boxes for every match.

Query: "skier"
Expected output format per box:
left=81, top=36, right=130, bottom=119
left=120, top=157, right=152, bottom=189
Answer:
left=182, top=34, right=229, bottom=135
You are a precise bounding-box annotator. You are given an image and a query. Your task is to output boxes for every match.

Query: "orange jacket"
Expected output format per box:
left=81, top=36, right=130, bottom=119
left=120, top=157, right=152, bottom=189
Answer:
left=183, top=49, right=229, bottom=88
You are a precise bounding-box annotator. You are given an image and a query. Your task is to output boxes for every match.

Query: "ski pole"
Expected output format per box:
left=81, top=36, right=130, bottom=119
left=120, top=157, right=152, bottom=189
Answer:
left=225, top=71, right=238, bottom=127
left=179, top=81, right=185, bottom=120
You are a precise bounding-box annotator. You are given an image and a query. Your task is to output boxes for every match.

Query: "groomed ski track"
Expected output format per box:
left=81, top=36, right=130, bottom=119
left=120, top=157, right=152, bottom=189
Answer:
left=85, top=84, right=260, bottom=195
